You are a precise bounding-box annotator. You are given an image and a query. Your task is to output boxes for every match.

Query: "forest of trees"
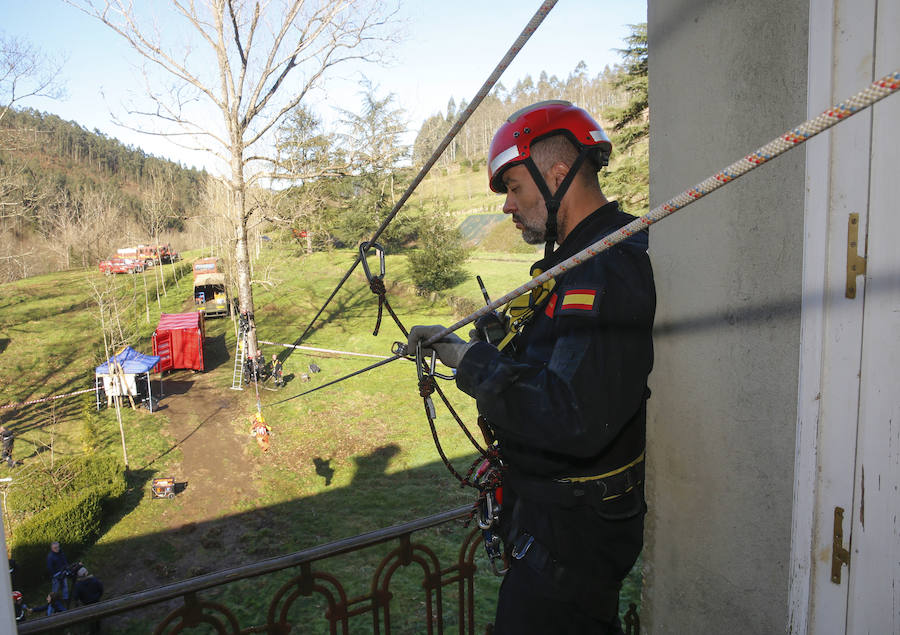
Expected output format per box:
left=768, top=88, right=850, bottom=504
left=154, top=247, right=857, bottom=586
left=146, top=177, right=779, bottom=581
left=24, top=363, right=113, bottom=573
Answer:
left=412, top=61, right=627, bottom=169
left=0, top=109, right=206, bottom=281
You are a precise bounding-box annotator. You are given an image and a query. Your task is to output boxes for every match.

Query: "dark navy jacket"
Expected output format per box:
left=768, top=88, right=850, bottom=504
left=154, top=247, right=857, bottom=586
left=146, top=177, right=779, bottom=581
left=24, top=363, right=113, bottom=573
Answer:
left=457, top=201, right=655, bottom=480
left=46, top=549, right=68, bottom=579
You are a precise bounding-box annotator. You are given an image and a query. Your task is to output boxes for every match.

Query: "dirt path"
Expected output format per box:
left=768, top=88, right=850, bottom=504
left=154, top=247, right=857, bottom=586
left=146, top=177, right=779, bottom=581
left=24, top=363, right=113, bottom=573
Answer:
left=98, top=363, right=280, bottom=631
left=157, top=370, right=255, bottom=521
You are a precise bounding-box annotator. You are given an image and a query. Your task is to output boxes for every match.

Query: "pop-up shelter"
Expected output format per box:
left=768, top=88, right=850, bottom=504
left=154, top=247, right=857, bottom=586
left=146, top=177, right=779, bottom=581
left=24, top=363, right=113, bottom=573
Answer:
left=95, top=346, right=161, bottom=411
left=152, top=312, right=205, bottom=372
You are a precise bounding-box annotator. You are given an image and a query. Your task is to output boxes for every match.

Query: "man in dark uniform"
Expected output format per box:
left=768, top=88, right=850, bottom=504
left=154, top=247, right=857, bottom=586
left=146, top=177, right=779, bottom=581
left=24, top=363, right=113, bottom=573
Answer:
left=408, top=101, right=655, bottom=634
left=270, top=354, right=284, bottom=387
left=46, top=541, right=70, bottom=603
left=1, top=426, right=15, bottom=467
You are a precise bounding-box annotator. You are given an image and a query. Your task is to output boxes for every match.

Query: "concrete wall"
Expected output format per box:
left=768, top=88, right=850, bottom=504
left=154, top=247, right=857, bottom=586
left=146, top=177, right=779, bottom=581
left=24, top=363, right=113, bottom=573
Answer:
left=644, top=1, right=808, bottom=632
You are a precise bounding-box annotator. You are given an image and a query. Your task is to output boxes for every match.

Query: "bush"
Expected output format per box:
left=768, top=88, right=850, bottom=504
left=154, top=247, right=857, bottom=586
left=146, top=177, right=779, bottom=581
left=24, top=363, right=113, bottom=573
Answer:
left=8, top=454, right=125, bottom=515
left=10, top=487, right=106, bottom=588
left=408, top=212, right=471, bottom=292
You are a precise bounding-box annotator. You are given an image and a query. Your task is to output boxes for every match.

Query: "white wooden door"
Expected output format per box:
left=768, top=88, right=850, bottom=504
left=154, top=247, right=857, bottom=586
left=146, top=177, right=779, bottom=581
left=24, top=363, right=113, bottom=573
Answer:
left=790, top=1, right=900, bottom=633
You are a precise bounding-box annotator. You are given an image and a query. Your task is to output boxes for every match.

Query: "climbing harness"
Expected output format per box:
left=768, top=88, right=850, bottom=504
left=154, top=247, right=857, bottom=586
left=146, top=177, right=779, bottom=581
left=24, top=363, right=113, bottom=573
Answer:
left=490, top=264, right=556, bottom=352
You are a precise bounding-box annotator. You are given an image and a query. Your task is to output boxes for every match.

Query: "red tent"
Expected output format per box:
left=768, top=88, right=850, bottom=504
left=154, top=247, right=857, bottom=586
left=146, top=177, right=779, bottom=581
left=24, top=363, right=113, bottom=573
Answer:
left=152, top=312, right=205, bottom=372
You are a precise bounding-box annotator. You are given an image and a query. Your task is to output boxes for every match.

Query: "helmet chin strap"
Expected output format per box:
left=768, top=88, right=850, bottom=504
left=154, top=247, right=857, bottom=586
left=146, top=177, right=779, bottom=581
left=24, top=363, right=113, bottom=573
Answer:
left=523, top=147, right=590, bottom=259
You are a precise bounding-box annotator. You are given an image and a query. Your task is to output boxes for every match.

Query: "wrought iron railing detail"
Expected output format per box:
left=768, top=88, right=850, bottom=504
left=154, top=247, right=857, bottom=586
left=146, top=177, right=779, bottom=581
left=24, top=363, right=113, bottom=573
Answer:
left=18, top=504, right=641, bottom=634
left=19, top=505, right=486, bottom=634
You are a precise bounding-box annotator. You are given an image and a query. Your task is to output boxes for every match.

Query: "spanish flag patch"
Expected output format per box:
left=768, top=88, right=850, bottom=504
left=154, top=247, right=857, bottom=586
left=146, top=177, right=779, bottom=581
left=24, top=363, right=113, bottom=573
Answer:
left=558, top=288, right=598, bottom=314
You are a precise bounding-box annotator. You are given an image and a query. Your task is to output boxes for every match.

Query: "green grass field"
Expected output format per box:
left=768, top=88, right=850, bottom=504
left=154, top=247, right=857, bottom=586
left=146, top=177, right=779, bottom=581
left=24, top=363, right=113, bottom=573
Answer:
left=0, top=223, right=641, bottom=631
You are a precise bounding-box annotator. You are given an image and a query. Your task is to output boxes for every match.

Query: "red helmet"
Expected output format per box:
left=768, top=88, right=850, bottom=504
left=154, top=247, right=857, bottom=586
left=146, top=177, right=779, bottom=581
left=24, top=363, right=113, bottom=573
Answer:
left=12, top=591, right=22, bottom=601
left=487, top=100, right=611, bottom=193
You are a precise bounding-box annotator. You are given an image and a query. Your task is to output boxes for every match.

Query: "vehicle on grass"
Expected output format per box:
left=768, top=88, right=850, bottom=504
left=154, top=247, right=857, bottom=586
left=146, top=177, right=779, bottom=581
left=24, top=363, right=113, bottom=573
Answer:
left=193, top=257, right=229, bottom=318
left=98, top=258, right=143, bottom=274
left=118, top=244, right=180, bottom=267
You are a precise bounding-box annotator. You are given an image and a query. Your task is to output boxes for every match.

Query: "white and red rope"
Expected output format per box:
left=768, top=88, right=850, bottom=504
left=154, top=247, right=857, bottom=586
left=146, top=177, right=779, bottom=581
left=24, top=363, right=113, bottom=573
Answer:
left=0, top=387, right=95, bottom=411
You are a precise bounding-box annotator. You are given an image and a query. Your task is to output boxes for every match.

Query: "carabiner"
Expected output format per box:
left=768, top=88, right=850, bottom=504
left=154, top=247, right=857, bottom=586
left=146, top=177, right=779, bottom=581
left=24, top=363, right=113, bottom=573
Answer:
left=416, top=340, right=437, bottom=419
left=391, top=341, right=409, bottom=357
left=359, top=241, right=386, bottom=282
left=415, top=340, right=426, bottom=383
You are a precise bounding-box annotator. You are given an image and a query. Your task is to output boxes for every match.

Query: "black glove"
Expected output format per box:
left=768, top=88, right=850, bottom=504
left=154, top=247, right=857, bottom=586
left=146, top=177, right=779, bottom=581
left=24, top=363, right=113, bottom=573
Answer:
left=407, top=325, right=473, bottom=369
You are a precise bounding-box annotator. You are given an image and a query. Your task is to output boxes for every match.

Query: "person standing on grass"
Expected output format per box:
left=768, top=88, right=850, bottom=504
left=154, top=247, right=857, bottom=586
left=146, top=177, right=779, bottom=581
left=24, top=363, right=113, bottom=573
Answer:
left=73, top=566, right=103, bottom=634
left=1, top=426, right=15, bottom=467
left=407, top=101, right=655, bottom=634
left=46, top=541, right=70, bottom=602
left=270, top=354, right=284, bottom=387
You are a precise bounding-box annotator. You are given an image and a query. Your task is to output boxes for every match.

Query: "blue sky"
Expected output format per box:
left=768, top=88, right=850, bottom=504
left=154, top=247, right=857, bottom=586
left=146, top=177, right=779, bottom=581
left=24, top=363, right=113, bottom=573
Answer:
left=2, top=0, right=646, bottom=171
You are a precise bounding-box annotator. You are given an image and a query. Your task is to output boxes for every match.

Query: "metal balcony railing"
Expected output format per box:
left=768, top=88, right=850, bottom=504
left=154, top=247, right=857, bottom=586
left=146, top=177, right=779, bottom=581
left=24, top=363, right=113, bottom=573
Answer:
left=17, top=504, right=640, bottom=634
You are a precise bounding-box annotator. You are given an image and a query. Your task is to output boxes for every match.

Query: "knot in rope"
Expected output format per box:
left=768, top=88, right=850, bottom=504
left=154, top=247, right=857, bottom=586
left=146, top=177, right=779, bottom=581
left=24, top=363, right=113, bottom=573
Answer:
left=418, top=375, right=436, bottom=398
left=368, top=276, right=386, bottom=296
left=368, top=276, right=387, bottom=336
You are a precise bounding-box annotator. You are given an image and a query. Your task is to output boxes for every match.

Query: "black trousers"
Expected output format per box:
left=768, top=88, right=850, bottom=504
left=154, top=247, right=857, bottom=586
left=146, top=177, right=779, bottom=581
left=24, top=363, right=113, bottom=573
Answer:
left=492, top=486, right=644, bottom=635
left=494, top=559, right=625, bottom=635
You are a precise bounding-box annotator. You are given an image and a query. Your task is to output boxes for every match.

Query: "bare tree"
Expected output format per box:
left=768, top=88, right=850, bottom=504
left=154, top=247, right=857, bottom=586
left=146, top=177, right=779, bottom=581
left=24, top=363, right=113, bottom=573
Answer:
left=145, top=163, right=177, bottom=304
left=88, top=270, right=142, bottom=470
left=67, top=0, right=399, bottom=357
left=0, top=32, right=65, bottom=124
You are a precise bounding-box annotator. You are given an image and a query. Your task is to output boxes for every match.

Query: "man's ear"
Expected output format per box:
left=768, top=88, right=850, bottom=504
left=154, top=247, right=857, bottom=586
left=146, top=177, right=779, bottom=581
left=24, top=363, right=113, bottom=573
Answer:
left=551, top=161, right=570, bottom=189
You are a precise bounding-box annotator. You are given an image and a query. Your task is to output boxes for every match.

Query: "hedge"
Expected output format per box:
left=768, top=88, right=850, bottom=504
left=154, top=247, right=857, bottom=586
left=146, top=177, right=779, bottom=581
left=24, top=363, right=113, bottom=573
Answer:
left=10, top=487, right=105, bottom=587
left=8, top=454, right=125, bottom=514
left=8, top=455, right=126, bottom=589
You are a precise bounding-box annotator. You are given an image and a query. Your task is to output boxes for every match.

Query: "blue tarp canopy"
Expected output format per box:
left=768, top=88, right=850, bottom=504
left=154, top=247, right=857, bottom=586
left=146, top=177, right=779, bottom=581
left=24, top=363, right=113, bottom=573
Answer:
left=95, top=346, right=160, bottom=375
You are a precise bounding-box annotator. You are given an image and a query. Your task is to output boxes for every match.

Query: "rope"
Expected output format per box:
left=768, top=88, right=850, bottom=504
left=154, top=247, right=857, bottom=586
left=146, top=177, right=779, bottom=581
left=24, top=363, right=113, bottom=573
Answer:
left=0, top=387, right=95, bottom=411
left=286, top=0, right=559, bottom=352
left=258, top=340, right=390, bottom=360
left=270, top=255, right=489, bottom=477
left=418, top=69, right=900, bottom=348
left=269, top=354, right=403, bottom=406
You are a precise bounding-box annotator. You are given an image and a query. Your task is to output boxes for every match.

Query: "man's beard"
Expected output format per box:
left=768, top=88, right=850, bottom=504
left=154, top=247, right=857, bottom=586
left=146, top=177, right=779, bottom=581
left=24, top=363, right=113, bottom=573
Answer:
left=515, top=215, right=546, bottom=244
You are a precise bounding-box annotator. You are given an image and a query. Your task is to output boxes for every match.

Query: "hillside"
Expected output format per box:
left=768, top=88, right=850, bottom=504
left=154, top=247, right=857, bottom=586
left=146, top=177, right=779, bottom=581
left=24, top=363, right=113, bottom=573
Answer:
left=0, top=108, right=206, bottom=282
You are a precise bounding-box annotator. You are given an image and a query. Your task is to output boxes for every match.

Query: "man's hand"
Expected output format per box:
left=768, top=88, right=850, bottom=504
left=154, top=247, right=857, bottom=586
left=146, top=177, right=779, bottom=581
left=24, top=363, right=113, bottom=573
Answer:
left=407, top=325, right=473, bottom=369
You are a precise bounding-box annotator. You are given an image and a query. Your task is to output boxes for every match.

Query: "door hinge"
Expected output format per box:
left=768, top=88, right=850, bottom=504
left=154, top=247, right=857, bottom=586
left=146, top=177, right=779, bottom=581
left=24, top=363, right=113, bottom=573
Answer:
left=831, top=506, right=851, bottom=584
left=845, top=213, right=867, bottom=299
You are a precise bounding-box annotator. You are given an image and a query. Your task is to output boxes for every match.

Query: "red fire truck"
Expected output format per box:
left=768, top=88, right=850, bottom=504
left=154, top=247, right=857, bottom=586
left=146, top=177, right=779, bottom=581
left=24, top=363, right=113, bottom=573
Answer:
left=98, top=258, right=143, bottom=274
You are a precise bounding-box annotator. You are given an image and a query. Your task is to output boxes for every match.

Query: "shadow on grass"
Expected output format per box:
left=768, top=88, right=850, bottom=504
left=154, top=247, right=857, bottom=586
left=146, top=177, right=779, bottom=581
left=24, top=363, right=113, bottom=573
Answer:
left=16, top=444, right=645, bottom=634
